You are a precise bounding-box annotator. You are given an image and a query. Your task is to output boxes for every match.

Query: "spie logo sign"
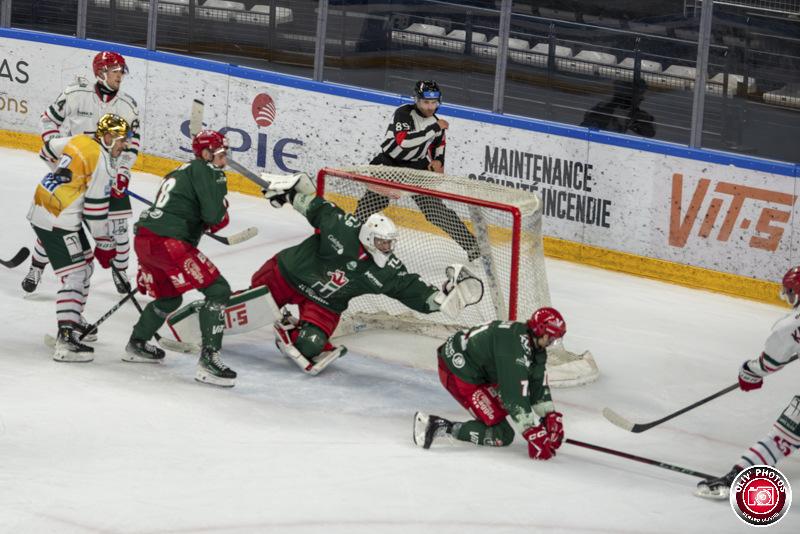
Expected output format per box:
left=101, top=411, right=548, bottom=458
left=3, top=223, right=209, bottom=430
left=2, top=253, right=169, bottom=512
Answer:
left=669, top=173, right=796, bottom=252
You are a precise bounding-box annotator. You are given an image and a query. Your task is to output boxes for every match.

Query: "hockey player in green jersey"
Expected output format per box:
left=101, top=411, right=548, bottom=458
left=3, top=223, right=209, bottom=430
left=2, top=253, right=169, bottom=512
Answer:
left=126, top=130, right=236, bottom=387
left=413, top=307, right=567, bottom=460
left=250, top=171, right=485, bottom=375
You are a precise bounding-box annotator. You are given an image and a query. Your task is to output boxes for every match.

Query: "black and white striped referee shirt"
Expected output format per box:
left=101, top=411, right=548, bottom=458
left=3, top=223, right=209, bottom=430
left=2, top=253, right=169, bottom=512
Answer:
left=378, top=104, right=446, bottom=166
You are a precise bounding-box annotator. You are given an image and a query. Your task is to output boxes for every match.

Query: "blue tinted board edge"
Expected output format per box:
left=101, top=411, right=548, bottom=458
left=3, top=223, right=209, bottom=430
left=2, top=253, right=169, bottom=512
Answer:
left=2, top=27, right=796, bottom=177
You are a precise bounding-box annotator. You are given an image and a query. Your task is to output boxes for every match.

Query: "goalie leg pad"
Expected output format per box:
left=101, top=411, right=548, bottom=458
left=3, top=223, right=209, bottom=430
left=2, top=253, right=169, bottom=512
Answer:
left=273, top=323, right=314, bottom=373
left=294, top=323, right=328, bottom=359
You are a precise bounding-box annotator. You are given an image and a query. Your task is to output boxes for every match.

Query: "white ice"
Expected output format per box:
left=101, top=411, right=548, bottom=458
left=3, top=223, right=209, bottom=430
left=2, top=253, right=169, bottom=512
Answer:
left=0, top=146, right=797, bottom=534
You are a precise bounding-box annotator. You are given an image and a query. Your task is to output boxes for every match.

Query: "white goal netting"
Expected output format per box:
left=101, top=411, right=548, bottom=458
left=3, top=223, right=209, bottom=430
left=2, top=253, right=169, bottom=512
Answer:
left=320, top=165, right=599, bottom=387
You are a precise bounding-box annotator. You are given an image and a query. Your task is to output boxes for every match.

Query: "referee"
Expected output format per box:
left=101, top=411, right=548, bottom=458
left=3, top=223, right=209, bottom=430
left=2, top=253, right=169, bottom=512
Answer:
left=355, top=80, right=480, bottom=262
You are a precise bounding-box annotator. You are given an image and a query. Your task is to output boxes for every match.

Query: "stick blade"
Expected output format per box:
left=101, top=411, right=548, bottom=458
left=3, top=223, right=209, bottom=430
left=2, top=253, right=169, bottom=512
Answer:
left=189, top=99, right=204, bottom=137
left=602, top=407, right=636, bottom=432
left=1, top=247, right=30, bottom=268
left=225, top=226, right=258, bottom=245
left=157, top=337, right=198, bottom=354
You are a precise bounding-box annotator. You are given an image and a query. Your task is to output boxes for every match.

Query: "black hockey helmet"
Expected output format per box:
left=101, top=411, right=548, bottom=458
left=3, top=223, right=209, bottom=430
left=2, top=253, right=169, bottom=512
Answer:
left=413, top=80, right=442, bottom=103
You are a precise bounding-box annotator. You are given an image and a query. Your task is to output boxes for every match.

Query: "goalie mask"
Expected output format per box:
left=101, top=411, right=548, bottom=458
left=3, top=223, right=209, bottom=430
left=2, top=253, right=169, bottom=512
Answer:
left=781, top=266, right=800, bottom=307
left=359, top=213, right=398, bottom=268
left=528, top=307, right=566, bottom=347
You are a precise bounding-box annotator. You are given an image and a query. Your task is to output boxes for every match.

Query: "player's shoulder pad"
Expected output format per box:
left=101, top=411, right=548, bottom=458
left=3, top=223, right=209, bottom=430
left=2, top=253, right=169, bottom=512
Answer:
left=63, top=78, right=94, bottom=95
left=117, top=91, right=139, bottom=112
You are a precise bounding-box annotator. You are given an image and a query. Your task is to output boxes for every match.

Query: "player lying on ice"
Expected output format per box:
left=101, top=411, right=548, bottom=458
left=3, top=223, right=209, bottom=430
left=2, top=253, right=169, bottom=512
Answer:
left=166, top=171, right=485, bottom=375
left=414, top=308, right=567, bottom=460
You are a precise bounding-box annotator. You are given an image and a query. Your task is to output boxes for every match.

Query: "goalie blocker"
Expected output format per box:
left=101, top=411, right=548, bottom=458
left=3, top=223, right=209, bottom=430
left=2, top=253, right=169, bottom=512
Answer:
left=165, top=263, right=482, bottom=375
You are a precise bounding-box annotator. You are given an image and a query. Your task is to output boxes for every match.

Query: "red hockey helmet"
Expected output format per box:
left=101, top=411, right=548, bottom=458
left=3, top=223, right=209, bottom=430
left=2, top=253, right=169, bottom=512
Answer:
left=92, top=51, right=128, bottom=77
left=192, top=129, right=228, bottom=158
left=527, top=307, right=567, bottom=340
left=781, top=266, right=800, bottom=307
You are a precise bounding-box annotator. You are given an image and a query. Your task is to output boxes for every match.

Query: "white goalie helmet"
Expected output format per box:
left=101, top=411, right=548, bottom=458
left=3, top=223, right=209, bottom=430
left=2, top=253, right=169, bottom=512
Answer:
left=359, top=213, right=399, bottom=268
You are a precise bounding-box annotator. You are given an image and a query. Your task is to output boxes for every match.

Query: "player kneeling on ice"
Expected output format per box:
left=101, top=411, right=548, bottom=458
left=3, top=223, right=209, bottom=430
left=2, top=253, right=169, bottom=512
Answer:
left=414, top=308, right=567, bottom=460
left=696, top=265, right=800, bottom=499
left=126, top=130, right=236, bottom=387
left=167, top=171, right=483, bottom=375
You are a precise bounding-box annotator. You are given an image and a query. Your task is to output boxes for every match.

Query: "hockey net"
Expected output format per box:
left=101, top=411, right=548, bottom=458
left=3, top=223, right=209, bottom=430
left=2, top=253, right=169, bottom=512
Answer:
left=318, top=165, right=599, bottom=387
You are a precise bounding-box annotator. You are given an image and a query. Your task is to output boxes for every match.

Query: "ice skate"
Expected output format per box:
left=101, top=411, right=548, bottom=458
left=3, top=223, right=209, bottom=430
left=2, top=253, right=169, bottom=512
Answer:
left=53, top=325, right=94, bottom=363
left=195, top=347, right=236, bottom=387
left=413, top=412, right=454, bottom=449
left=123, top=337, right=165, bottom=363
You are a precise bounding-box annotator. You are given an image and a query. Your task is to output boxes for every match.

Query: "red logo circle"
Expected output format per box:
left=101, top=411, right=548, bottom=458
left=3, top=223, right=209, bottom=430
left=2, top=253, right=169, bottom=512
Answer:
left=252, top=93, right=276, bottom=128
left=730, top=465, right=792, bottom=527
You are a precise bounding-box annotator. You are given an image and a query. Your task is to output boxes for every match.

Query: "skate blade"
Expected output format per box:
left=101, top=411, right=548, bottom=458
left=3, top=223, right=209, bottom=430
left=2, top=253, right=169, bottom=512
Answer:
left=412, top=412, right=429, bottom=448
left=195, top=369, right=235, bottom=388
left=694, top=487, right=729, bottom=500
left=52, top=349, right=94, bottom=363
left=122, top=353, right=164, bottom=364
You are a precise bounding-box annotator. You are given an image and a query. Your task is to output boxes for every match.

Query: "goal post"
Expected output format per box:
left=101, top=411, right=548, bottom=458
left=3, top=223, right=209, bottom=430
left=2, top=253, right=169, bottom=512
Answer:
left=317, top=165, right=599, bottom=387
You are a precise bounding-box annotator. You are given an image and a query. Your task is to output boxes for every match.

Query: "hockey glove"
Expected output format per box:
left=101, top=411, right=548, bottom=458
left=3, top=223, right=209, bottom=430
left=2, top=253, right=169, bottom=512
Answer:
left=94, top=237, right=116, bottom=269
left=436, top=264, right=485, bottom=320
left=261, top=172, right=315, bottom=208
left=523, top=425, right=554, bottom=460
left=543, top=411, right=564, bottom=450
left=206, top=199, right=230, bottom=234
left=111, top=167, right=130, bottom=199
left=738, top=360, right=763, bottom=392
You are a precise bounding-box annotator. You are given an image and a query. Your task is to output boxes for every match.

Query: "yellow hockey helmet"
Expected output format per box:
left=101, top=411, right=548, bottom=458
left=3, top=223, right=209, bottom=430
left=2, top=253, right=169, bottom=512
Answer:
left=95, top=113, right=131, bottom=143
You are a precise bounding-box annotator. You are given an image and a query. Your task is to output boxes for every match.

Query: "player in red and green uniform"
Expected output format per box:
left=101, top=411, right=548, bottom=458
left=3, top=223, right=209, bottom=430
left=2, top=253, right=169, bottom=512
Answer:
left=126, top=130, right=235, bottom=387
left=414, top=308, right=567, bottom=460
left=253, top=172, right=484, bottom=374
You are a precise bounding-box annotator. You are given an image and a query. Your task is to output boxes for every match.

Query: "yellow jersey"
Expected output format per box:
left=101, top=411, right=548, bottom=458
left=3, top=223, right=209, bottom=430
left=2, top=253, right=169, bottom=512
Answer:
left=28, top=134, right=113, bottom=238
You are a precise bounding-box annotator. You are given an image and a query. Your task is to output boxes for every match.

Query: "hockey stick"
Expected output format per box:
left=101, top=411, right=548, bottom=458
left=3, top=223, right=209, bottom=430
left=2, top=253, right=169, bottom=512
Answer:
left=127, top=189, right=258, bottom=246
left=565, top=438, right=715, bottom=479
left=44, top=288, right=136, bottom=348
left=602, top=354, right=799, bottom=433
left=1, top=247, right=30, bottom=268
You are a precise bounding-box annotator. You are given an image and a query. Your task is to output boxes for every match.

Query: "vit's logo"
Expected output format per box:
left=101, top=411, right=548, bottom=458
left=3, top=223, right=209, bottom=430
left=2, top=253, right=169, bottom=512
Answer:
left=224, top=303, right=248, bottom=328
left=669, top=173, right=796, bottom=251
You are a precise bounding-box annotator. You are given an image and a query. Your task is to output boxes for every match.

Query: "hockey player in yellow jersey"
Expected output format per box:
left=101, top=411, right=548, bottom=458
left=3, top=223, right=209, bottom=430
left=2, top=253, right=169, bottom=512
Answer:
left=27, top=113, right=131, bottom=362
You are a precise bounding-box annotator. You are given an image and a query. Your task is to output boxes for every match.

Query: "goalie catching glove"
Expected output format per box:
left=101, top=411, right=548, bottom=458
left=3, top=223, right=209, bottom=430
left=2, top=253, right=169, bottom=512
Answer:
left=434, top=264, right=484, bottom=320
left=261, top=172, right=315, bottom=208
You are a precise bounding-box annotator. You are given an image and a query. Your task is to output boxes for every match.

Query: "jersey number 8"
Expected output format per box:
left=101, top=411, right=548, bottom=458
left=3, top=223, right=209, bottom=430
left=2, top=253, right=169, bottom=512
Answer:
left=154, top=177, right=177, bottom=208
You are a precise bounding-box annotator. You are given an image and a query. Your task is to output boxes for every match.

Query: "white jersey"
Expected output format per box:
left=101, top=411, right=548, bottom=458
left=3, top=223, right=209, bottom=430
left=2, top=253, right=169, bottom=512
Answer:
left=748, top=309, right=800, bottom=376
left=40, top=77, right=140, bottom=173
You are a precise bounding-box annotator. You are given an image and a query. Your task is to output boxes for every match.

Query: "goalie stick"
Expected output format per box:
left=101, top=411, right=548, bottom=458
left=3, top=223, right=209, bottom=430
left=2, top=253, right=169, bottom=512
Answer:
left=565, top=438, right=715, bottom=479
left=1, top=247, right=30, bottom=268
left=602, top=354, right=799, bottom=433
left=127, top=190, right=258, bottom=246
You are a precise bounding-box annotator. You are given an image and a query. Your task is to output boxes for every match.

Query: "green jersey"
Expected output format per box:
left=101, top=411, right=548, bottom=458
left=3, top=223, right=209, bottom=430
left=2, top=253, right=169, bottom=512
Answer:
left=277, top=195, right=440, bottom=315
left=439, top=321, right=553, bottom=430
left=135, top=159, right=228, bottom=246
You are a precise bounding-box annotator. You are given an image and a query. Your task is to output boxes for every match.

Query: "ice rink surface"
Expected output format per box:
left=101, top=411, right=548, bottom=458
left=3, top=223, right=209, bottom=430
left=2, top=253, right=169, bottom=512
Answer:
left=0, top=146, right=797, bottom=533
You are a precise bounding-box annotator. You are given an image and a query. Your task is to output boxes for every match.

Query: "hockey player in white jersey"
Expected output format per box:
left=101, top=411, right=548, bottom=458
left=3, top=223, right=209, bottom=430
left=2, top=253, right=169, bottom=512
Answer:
left=22, top=51, right=140, bottom=295
left=696, top=265, right=800, bottom=499
left=27, top=114, right=131, bottom=362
